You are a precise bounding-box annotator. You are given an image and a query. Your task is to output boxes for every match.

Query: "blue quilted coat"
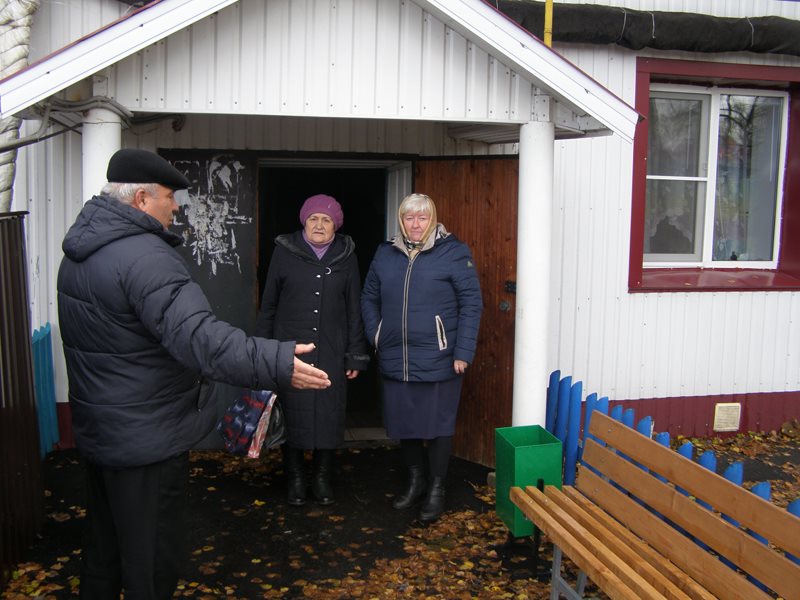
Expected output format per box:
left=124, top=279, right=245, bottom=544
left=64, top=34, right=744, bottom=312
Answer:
left=361, top=225, right=483, bottom=382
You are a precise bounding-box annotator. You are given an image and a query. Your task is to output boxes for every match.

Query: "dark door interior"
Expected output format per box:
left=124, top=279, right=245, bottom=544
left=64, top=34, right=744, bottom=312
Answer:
left=258, top=166, right=387, bottom=429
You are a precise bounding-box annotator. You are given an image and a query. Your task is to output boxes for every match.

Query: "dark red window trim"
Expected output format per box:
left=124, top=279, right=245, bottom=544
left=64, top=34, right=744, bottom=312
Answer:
left=629, top=58, right=800, bottom=292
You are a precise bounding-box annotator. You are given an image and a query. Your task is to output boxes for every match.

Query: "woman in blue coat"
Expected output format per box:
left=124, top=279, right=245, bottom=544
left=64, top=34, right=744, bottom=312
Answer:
left=361, top=193, right=482, bottom=521
left=257, top=194, right=369, bottom=506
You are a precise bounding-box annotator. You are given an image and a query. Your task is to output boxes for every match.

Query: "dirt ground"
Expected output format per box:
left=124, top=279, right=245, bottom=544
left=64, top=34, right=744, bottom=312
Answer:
left=2, top=422, right=798, bottom=599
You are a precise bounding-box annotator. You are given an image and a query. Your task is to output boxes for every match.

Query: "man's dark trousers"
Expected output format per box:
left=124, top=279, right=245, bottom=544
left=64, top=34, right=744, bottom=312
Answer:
left=79, top=452, right=189, bottom=599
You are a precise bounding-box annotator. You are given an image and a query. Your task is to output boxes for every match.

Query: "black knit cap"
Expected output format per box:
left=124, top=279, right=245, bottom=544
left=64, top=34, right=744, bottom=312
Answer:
left=106, top=149, right=191, bottom=190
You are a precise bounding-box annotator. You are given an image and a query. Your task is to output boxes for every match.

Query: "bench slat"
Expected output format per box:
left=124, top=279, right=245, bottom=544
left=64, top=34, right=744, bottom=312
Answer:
left=577, top=466, right=773, bottom=600
left=588, top=411, right=800, bottom=559
left=547, top=486, right=706, bottom=600
left=582, top=438, right=800, bottom=599
left=509, top=486, right=665, bottom=599
left=562, top=487, right=716, bottom=600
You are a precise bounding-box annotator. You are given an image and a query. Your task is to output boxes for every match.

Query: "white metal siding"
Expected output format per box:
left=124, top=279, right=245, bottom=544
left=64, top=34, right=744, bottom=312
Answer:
left=106, top=0, right=535, bottom=124
left=15, top=0, right=800, bottom=407
left=549, top=34, right=800, bottom=402
left=11, top=121, right=83, bottom=404
left=28, top=0, right=127, bottom=63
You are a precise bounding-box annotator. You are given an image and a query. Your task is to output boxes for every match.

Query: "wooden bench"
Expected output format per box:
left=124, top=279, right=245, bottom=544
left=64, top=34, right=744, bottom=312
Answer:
left=510, top=411, right=800, bottom=600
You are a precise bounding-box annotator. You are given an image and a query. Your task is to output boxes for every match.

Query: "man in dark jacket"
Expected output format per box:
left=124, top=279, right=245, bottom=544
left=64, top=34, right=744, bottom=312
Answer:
left=57, top=149, right=330, bottom=600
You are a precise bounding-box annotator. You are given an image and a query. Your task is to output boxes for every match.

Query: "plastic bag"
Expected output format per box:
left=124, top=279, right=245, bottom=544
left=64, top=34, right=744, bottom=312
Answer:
left=217, top=389, right=286, bottom=457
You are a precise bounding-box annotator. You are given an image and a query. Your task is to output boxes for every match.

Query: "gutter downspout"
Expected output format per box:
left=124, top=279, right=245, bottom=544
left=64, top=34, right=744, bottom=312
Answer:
left=0, top=0, right=41, bottom=213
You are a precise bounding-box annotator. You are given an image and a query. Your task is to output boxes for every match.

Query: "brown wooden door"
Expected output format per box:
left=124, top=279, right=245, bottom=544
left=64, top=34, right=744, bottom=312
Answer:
left=415, top=158, right=518, bottom=467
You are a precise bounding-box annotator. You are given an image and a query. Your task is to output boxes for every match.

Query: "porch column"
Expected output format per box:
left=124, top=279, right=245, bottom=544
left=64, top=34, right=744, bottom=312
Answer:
left=512, top=118, right=555, bottom=426
left=82, top=107, right=121, bottom=202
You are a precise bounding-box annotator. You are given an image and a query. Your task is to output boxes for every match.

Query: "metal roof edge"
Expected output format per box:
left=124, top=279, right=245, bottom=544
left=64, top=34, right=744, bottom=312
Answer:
left=419, top=0, right=640, bottom=142
left=0, top=0, right=639, bottom=142
left=0, top=0, right=240, bottom=118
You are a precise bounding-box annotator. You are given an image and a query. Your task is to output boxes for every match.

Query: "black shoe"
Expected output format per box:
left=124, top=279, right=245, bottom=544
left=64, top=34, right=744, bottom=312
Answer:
left=312, top=449, right=335, bottom=506
left=283, top=446, right=307, bottom=507
left=419, top=477, right=446, bottom=522
left=392, top=465, right=427, bottom=510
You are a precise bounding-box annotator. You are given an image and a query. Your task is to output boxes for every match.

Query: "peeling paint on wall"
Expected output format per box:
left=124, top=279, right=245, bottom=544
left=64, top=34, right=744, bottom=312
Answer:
left=174, top=156, right=252, bottom=276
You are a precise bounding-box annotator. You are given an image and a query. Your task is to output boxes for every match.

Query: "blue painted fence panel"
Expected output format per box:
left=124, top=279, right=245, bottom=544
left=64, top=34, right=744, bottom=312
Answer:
left=563, top=380, right=582, bottom=485
left=32, top=323, right=59, bottom=457
left=542, top=369, right=799, bottom=578
left=545, top=370, right=560, bottom=434
left=554, top=376, right=572, bottom=444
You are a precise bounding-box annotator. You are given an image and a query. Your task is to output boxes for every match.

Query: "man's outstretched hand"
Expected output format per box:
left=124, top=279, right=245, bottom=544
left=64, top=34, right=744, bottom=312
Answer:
left=291, top=343, right=331, bottom=390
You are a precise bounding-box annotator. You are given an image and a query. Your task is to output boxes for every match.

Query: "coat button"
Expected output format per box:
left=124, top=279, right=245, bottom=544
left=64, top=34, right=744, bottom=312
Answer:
left=313, top=309, right=319, bottom=313
left=315, top=291, right=320, bottom=295
left=316, top=274, right=321, bottom=278
left=313, top=327, right=317, bottom=331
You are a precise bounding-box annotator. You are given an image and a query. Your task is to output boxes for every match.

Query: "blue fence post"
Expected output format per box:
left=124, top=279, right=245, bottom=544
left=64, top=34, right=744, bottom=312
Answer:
left=651, top=432, right=671, bottom=520
left=747, top=482, right=771, bottom=590
left=675, top=442, right=693, bottom=496
left=693, top=451, right=718, bottom=550
left=546, top=370, right=561, bottom=434
left=719, top=462, right=745, bottom=570
left=31, top=324, right=60, bottom=458
left=696, top=451, right=717, bottom=509
left=622, top=408, right=635, bottom=429
left=788, top=499, right=800, bottom=565
left=554, top=376, right=572, bottom=445
left=563, top=380, right=583, bottom=485
left=610, top=404, right=623, bottom=422
left=581, top=392, right=598, bottom=456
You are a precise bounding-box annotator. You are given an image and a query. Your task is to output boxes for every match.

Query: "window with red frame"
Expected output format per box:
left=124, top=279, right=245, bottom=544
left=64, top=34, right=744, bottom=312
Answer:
left=630, top=58, right=800, bottom=292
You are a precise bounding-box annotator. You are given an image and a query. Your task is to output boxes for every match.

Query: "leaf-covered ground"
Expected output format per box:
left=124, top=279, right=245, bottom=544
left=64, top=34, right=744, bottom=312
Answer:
left=2, top=422, right=798, bottom=599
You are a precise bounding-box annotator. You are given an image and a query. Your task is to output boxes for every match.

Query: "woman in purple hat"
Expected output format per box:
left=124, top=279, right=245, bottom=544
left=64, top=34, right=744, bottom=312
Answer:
left=256, top=194, right=369, bottom=506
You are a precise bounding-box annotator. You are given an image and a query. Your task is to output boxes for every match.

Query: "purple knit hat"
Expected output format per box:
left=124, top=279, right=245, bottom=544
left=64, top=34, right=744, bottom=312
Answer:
left=299, top=194, right=344, bottom=230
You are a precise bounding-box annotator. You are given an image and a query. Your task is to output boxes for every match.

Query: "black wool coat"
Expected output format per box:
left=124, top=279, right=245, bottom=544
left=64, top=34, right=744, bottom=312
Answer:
left=256, top=231, right=369, bottom=449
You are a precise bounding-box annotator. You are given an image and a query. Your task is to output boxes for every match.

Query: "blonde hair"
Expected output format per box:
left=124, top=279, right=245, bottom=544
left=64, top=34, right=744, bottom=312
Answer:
left=398, top=193, right=438, bottom=243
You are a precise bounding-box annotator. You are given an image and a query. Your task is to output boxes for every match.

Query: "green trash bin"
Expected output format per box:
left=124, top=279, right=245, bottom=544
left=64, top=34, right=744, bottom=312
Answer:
left=495, top=425, right=562, bottom=537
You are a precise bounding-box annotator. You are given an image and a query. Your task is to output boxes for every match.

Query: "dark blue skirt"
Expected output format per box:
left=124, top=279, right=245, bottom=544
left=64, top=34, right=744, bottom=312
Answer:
left=381, top=377, right=464, bottom=439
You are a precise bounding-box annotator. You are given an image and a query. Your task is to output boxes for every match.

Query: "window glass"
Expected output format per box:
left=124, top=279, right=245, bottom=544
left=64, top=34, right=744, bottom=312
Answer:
left=713, top=95, right=783, bottom=261
left=647, top=97, right=704, bottom=177
left=645, top=179, right=705, bottom=258
left=645, top=87, right=785, bottom=267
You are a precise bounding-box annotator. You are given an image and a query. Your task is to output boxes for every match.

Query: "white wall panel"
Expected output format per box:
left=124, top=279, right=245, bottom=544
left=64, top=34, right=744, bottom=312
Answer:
left=12, top=121, right=84, bottom=404
left=19, top=0, right=800, bottom=408
left=543, top=0, right=800, bottom=402
left=28, top=0, right=126, bottom=63
left=106, top=0, right=534, bottom=124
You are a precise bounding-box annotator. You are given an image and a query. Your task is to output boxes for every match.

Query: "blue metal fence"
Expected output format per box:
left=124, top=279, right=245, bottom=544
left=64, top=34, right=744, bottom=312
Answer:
left=545, top=369, right=800, bottom=564
left=32, top=323, right=59, bottom=457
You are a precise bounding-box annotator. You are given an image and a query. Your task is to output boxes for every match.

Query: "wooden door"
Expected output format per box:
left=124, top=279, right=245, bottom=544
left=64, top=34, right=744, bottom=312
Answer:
left=415, top=158, right=518, bottom=467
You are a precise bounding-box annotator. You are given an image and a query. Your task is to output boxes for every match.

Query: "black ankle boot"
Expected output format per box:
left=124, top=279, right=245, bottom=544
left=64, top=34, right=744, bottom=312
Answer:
left=392, top=465, right=427, bottom=510
left=312, top=449, right=335, bottom=506
left=283, top=446, right=307, bottom=506
left=419, top=477, right=446, bottom=522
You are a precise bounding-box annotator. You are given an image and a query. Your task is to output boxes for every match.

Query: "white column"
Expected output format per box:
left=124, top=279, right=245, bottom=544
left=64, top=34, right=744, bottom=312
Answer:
left=512, top=119, right=555, bottom=426
left=82, top=107, right=122, bottom=202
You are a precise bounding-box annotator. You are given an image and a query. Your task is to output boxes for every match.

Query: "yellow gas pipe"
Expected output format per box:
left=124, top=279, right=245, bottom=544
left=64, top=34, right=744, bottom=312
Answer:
left=544, top=0, right=553, bottom=47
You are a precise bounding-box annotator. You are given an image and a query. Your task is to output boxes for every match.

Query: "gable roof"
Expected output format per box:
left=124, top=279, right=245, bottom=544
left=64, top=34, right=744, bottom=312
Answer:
left=0, top=0, right=638, bottom=141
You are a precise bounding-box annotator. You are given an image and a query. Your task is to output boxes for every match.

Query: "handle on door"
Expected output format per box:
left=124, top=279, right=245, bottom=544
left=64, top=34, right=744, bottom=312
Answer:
left=499, top=300, right=511, bottom=312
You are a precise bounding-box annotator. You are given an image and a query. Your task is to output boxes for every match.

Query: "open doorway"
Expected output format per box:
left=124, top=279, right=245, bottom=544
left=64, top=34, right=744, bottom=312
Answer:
left=257, top=163, right=388, bottom=432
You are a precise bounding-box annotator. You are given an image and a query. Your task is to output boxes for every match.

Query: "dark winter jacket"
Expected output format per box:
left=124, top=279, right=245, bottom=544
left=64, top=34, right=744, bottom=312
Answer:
left=255, top=231, right=369, bottom=448
left=57, top=194, right=297, bottom=469
left=361, top=225, right=483, bottom=382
